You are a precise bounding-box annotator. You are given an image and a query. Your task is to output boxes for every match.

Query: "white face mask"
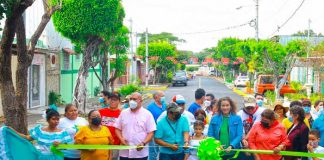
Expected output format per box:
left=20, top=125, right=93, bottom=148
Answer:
left=129, top=100, right=138, bottom=109
left=204, top=100, right=211, bottom=107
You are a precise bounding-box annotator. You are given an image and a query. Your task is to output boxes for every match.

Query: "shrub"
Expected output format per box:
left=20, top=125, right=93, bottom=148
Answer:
left=186, top=66, right=199, bottom=72
left=118, top=84, right=143, bottom=96
left=48, top=91, right=65, bottom=105
left=94, top=86, right=100, bottom=96
left=264, top=91, right=276, bottom=106
left=167, top=70, right=173, bottom=83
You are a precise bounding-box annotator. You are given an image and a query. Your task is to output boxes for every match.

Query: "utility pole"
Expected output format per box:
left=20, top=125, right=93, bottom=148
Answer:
left=306, top=19, right=312, bottom=98
left=145, top=28, right=149, bottom=87
left=255, top=0, right=259, bottom=41
left=129, top=18, right=137, bottom=83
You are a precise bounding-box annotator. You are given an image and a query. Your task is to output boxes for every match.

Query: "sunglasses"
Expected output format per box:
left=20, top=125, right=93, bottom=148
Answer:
left=130, top=98, right=138, bottom=101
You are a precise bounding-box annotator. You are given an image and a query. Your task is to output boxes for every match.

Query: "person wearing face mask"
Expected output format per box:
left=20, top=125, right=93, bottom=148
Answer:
left=99, top=90, right=111, bottom=108
left=155, top=102, right=190, bottom=160
left=307, top=130, right=324, bottom=160
left=312, top=103, right=324, bottom=147
left=312, top=100, right=324, bottom=120
left=157, top=94, right=195, bottom=126
left=303, top=99, right=315, bottom=127
left=282, top=101, right=310, bottom=131
left=285, top=106, right=309, bottom=160
left=75, top=110, right=114, bottom=160
left=114, top=92, right=156, bottom=160
left=208, top=97, right=243, bottom=159
left=146, top=91, right=167, bottom=160
left=255, top=93, right=264, bottom=107
left=204, top=93, right=215, bottom=124
left=248, top=109, right=289, bottom=160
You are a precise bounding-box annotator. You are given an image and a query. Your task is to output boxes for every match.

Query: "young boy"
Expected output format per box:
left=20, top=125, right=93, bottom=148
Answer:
left=307, top=129, right=324, bottom=160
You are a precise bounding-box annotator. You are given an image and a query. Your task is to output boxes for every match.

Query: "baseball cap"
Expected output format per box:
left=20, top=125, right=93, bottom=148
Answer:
left=109, top=92, right=121, bottom=100
left=172, top=95, right=186, bottom=104
left=244, top=96, right=256, bottom=107
left=167, top=102, right=182, bottom=113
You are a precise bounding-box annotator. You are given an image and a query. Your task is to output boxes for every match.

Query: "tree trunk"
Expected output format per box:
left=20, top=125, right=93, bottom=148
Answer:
left=73, top=38, right=101, bottom=108
left=15, top=16, right=31, bottom=134
left=102, top=51, right=108, bottom=91
left=0, top=16, right=20, bottom=132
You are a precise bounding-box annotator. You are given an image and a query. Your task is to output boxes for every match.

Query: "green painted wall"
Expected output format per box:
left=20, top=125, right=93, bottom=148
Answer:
left=60, top=53, right=101, bottom=103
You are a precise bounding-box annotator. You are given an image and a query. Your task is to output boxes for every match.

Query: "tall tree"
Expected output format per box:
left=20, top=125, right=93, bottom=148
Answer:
left=285, top=40, right=308, bottom=57
left=92, top=26, right=129, bottom=92
left=0, top=0, right=62, bottom=133
left=53, top=0, right=124, bottom=108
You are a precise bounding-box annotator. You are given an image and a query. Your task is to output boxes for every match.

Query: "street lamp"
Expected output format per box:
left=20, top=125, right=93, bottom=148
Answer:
left=236, top=0, right=259, bottom=41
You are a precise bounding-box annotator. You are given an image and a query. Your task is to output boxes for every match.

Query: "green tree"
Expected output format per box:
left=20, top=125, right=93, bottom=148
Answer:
left=215, top=37, right=241, bottom=59
left=176, top=50, right=193, bottom=62
left=286, top=40, right=308, bottom=57
left=53, top=0, right=124, bottom=108
left=0, top=0, right=62, bottom=133
left=138, top=32, right=185, bottom=45
left=137, top=41, right=176, bottom=84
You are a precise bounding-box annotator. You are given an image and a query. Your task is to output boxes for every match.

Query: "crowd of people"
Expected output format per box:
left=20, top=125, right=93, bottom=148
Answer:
left=10, top=88, right=324, bottom=160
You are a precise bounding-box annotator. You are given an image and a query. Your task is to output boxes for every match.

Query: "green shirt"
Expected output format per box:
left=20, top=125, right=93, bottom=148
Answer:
left=220, top=116, right=230, bottom=149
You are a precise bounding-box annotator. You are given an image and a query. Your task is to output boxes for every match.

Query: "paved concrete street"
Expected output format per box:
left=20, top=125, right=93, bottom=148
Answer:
left=144, top=76, right=244, bottom=109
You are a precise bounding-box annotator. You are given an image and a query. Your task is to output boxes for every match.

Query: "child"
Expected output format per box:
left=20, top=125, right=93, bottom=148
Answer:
left=307, top=129, right=324, bottom=160
left=185, top=120, right=206, bottom=160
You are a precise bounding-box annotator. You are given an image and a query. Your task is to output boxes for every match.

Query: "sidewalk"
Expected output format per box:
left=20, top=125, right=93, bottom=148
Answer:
left=26, top=84, right=169, bottom=129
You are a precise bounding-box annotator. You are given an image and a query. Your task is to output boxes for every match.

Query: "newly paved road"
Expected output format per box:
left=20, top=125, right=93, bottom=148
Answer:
left=144, top=76, right=244, bottom=109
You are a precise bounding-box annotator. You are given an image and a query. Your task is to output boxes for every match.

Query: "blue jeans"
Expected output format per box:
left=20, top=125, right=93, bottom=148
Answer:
left=148, top=139, right=159, bottom=160
left=159, top=153, right=184, bottom=160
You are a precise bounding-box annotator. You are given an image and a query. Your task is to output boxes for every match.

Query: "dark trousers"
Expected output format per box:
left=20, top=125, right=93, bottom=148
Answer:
left=120, top=156, right=148, bottom=160
left=221, top=152, right=251, bottom=160
left=64, top=158, right=80, bottom=160
left=159, top=153, right=185, bottom=160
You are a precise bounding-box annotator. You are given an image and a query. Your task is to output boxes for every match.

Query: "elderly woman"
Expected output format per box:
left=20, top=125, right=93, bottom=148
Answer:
left=248, top=109, right=289, bottom=160
left=208, top=97, right=243, bottom=159
left=285, top=106, right=309, bottom=160
left=75, top=110, right=114, bottom=160
left=58, top=104, right=88, bottom=160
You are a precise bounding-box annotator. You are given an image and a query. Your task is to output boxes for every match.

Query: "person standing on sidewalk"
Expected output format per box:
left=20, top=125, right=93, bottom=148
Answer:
left=155, top=102, right=190, bottom=160
left=115, top=92, right=156, bottom=160
left=188, top=88, right=206, bottom=115
left=147, top=91, right=167, bottom=160
left=99, top=91, right=122, bottom=160
left=99, top=90, right=111, bottom=108
left=58, top=104, right=88, bottom=160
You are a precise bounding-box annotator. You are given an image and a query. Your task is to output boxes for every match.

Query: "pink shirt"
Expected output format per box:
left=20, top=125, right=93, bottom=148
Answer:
left=248, top=121, right=290, bottom=160
left=114, top=107, right=156, bottom=158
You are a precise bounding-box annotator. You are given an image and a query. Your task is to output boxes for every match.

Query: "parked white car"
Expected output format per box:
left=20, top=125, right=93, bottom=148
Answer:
left=234, top=76, right=249, bottom=87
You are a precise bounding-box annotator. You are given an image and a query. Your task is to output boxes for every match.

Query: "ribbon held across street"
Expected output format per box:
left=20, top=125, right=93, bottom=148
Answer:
left=51, top=137, right=324, bottom=159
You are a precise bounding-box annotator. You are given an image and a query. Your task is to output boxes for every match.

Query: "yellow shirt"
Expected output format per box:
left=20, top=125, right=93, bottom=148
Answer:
left=75, top=126, right=113, bottom=160
left=281, top=118, right=310, bottom=131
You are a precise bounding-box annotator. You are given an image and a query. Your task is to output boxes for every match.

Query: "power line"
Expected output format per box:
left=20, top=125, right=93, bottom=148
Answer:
left=268, top=0, right=306, bottom=38
left=173, top=20, right=253, bottom=35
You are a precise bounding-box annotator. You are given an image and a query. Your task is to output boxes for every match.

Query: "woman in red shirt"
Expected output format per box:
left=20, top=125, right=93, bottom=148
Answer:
left=248, top=109, right=290, bottom=160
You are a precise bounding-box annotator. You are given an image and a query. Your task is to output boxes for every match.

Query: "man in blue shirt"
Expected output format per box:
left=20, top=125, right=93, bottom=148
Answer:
left=188, top=88, right=205, bottom=115
left=155, top=102, right=190, bottom=160
left=147, top=91, right=166, bottom=160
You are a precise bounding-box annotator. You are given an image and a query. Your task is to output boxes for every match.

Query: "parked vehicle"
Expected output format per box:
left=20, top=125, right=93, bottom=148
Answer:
left=234, top=76, right=249, bottom=87
left=172, top=71, right=188, bottom=86
left=255, top=75, right=296, bottom=95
